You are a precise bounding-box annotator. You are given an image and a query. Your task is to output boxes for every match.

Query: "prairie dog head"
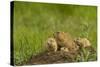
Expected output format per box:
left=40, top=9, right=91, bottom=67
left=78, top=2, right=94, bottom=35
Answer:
left=60, top=47, right=69, bottom=52
left=53, top=31, right=66, bottom=41
left=46, top=38, right=58, bottom=52
left=74, top=37, right=91, bottom=48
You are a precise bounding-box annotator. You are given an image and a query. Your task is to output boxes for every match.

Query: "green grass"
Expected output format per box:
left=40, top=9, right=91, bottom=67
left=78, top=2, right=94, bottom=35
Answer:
left=13, top=1, right=97, bottom=65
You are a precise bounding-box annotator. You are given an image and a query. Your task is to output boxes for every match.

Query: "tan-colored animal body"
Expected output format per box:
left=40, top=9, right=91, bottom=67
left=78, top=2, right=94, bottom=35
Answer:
left=53, top=32, right=79, bottom=52
left=46, top=38, right=58, bottom=52
left=74, top=37, right=91, bottom=48
left=60, top=47, right=69, bottom=52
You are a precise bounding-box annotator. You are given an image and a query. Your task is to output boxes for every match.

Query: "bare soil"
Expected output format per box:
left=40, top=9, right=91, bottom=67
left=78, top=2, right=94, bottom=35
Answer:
left=26, top=47, right=96, bottom=65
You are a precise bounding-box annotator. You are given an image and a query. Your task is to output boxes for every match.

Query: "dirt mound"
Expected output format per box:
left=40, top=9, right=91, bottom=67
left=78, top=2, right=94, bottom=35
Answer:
left=26, top=47, right=96, bottom=65
left=26, top=50, right=79, bottom=65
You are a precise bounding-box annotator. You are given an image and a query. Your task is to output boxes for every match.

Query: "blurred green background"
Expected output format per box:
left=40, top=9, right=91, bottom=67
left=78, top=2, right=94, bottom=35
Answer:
left=13, top=1, right=97, bottom=65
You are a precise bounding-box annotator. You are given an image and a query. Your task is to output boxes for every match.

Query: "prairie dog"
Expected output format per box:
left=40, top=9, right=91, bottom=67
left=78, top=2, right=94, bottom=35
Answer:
left=46, top=38, right=58, bottom=52
left=60, top=47, right=69, bottom=52
left=74, top=37, right=91, bottom=48
left=53, top=32, right=79, bottom=51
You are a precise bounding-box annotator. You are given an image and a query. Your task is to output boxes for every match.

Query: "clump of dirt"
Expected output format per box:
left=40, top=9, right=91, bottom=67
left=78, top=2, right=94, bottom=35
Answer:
left=26, top=50, right=79, bottom=65
left=23, top=46, right=96, bottom=65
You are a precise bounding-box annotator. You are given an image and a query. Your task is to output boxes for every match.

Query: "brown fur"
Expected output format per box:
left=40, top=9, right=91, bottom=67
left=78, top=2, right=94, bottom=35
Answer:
left=53, top=32, right=79, bottom=52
